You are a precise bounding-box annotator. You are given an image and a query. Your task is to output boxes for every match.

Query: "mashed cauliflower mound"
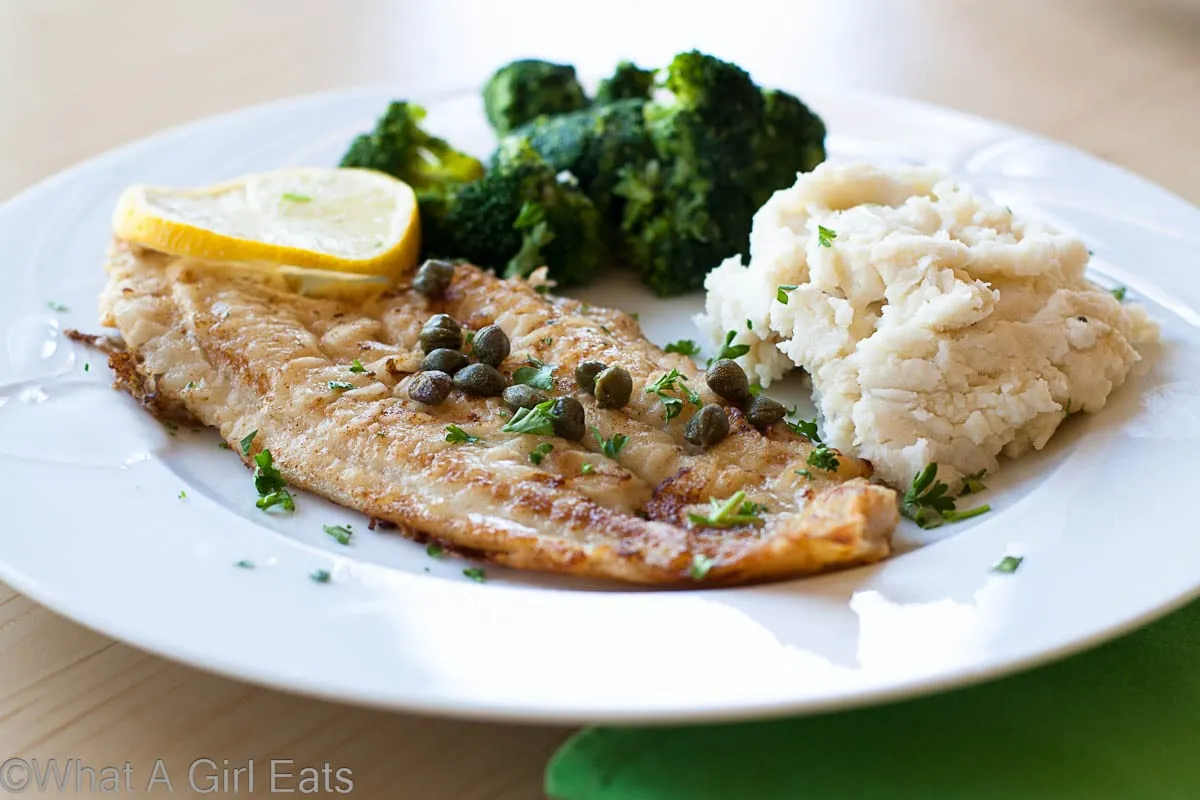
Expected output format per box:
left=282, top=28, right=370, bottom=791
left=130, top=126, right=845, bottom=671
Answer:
left=698, top=163, right=1158, bottom=490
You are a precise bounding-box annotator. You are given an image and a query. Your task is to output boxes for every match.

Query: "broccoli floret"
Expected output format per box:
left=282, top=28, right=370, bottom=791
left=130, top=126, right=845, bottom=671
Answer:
left=595, top=60, right=656, bottom=104
left=340, top=101, right=484, bottom=190
left=614, top=51, right=766, bottom=296
left=501, top=98, right=654, bottom=224
left=483, top=60, right=589, bottom=135
left=421, top=139, right=605, bottom=287
left=752, top=89, right=827, bottom=204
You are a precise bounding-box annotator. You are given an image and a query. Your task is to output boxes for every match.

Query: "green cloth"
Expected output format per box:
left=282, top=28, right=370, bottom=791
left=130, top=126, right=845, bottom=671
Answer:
left=546, top=599, right=1200, bottom=799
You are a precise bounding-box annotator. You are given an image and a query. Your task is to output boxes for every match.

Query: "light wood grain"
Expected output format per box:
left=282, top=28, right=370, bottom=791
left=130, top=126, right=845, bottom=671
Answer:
left=1, top=0, right=1197, bottom=797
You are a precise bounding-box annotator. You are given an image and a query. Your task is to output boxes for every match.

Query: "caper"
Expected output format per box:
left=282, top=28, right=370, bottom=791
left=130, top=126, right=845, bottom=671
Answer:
left=574, top=361, right=607, bottom=393
left=685, top=404, right=730, bottom=449
left=409, top=370, right=452, bottom=406
left=593, top=365, right=633, bottom=409
left=453, top=363, right=506, bottom=396
left=421, top=348, right=469, bottom=375
left=471, top=324, right=511, bottom=367
left=745, top=395, right=787, bottom=429
left=413, top=259, right=456, bottom=299
left=502, top=384, right=547, bottom=411
left=419, top=314, right=463, bottom=353
left=705, top=359, right=750, bottom=403
left=550, top=396, right=586, bottom=440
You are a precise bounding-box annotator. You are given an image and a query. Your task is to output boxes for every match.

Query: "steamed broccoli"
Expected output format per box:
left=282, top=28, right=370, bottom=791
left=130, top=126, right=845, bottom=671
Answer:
left=340, top=101, right=484, bottom=189
left=595, top=60, right=656, bottom=104
left=501, top=98, right=654, bottom=224
left=421, top=139, right=605, bottom=286
left=752, top=89, right=827, bottom=204
left=483, top=60, right=589, bottom=135
left=613, top=51, right=767, bottom=296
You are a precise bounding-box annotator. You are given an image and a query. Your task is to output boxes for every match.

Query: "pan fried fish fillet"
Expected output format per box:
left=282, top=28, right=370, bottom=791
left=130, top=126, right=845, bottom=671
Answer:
left=99, top=240, right=898, bottom=585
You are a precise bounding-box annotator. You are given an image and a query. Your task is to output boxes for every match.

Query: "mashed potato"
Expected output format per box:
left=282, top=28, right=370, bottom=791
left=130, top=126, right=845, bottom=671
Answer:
left=696, top=163, right=1158, bottom=489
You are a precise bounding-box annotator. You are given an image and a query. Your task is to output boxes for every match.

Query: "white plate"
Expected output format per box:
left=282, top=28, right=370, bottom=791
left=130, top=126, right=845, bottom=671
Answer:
left=2, top=85, right=1199, bottom=724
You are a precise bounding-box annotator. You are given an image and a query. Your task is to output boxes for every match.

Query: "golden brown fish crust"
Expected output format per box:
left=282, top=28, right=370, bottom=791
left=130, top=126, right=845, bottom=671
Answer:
left=98, top=241, right=898, bottom=585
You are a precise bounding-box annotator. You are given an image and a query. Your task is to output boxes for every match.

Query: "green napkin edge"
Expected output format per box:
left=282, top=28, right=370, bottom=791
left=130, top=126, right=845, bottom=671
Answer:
left=547, top=598, right=1200, bottom=799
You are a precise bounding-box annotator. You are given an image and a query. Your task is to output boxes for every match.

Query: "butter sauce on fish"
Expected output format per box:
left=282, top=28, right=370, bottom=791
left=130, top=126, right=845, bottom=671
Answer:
left=98, top=240, right=898, bottom=585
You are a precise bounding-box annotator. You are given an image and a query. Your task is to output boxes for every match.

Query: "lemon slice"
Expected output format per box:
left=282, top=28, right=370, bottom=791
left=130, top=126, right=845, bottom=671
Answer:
left=112, top=167, right=420, bottom=280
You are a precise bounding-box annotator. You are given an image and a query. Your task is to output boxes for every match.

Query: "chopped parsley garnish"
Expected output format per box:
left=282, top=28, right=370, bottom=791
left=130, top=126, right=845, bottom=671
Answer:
left=795, top=469, right=812, bottom=479
left=184, top=381, right=197, bottom=390
left=463, top=567, right=486, bottom=583
left=464, top=330, right=475, bottom=348
left=542, top=336, right=554, bottom=346
left=817, top=225, right=837, bottom=248
left=786, top=417, right=821, bottom=442
left=600, top=325, right=613, bottom=336
left=687, top=491, right=767, bottom=529
left=219, top=441, right=232, bottom=450
left=512, top=359, right=555, bottom=390
left=664, top=339, right=701, bottom=356
left=445, top=424, right=480, bottom=444
left=427, top=543, right=445, bottom=558
left=502, top=399, right=556, bottom=435
left=646, top=368, right=699, bottom=422
left=310, top=569, right=332, bottom=583
left=591, top=427, right=629, bottom=459
left=281, top=192, right=312, bottom=203
left=1111, top=286, right=1127, bottom=302
left=349, top=359, right=367, bottom=373
left=240, top=429, right=257, bottom=456
left=328, top=380, right=355, bottom=392
left=234, top=559, right=255, bottom=569
left=83, top=363, right=90, bottom=372
left=806, top=443, right=840, bottom=472
left=776, top=285, right=798, bottom=304
left=707, top=330, right=750, bottom=365
left=161, top=420, right=179, bottom=436
left=323, top=524, right=353, bottom=545
left=46, top=300, right=68, bottom=312
left=747, top=383, right=762, bottom=397
left=580, top=463, right=594, bottom=475
left=901, top=463, right=990, bottom=529
left=178, top=490, right=187, bottom=499
left=529, top=441, right=554, bottom=465
left=253, top=449, right=295, bottom=512
left=993, top=555, right=1023, bottom=574
left=631, top=312, right=640, bottom=322
left=746, top=319, right=753, bottom=331
left=689, top=554, right=715, bottom=581
left=960, top=470, right=988, bottom=496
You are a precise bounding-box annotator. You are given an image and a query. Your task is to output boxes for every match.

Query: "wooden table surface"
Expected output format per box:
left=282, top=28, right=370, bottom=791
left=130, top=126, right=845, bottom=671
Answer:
left=1, top=0, right=1197, bottom=796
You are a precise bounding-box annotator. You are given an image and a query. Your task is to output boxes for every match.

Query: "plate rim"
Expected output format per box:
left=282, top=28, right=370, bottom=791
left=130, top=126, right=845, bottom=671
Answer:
left=2, top=82, right=1199, bottom=724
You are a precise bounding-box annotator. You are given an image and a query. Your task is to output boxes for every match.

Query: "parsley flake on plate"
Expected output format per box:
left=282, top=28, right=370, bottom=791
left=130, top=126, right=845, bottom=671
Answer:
left=349, top=358, right=367, bottom=373
left=707, top=330, right=751, bottom=365
left=234, top=559, right=255, bottom=569
left=664, top=339, right=701, bottom=356
left=310, top=569, right=332, bottom=584
left=323, top=524, right=353, bottom=545
left=463, top=567, right=486, bottom=583
left=529, top=442, right=554, bottom=465
left=46, top=300, right=68, bottom=312
left=502, top=399, right=557, bottom=436
left=427, top=543, right=445, bottom=558
left=1111, top=286, right=1127, bottom=302
left=993, top=555, right=1023, bottom=574
left=817, top=225, right=837, bottom=247
left=580, top=463, right=595, bottom=475
left=444, top=424, right=480, bottom=444
left=901, top=463, right=991, bottom=529
left=591, top=427, right=628, bottom=459
left=806, top=443, right=840, bottom=472
left=512, top=359, right=555, bottom=390
left=689, top=554, right=715, bottom=581
left=328, top=380, right=355, bottom=392
left=687, top=490, right=766, bottom=529
left=253, top=449, right=295, bottom=512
